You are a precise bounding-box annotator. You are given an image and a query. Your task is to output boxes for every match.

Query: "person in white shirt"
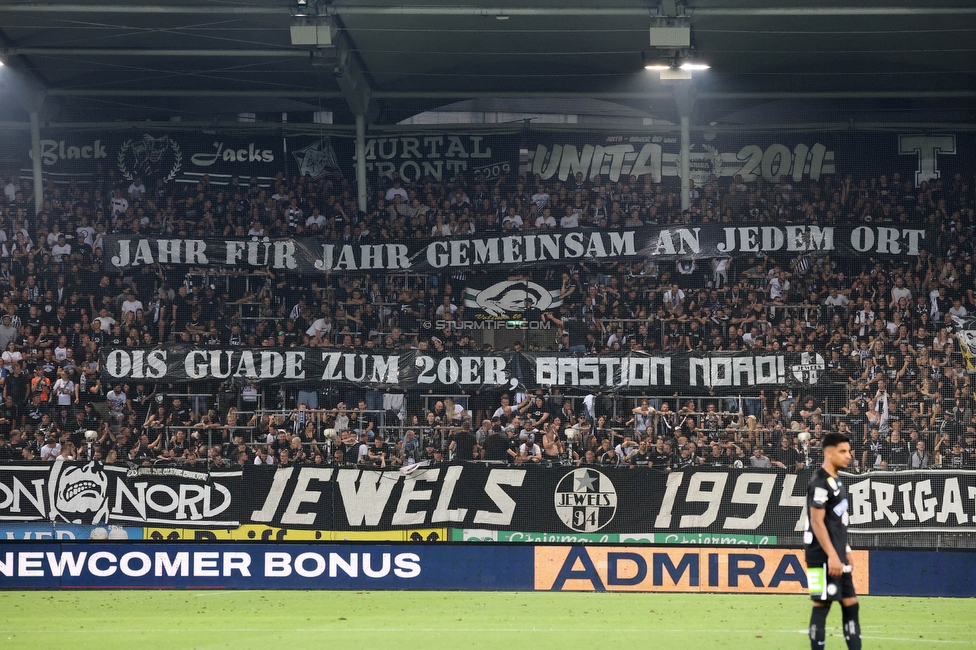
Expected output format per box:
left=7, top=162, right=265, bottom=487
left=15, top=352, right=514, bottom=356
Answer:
left=385, top=181, right=409, bottom=202
left=663, top=284, right=685, bottom=310
left=824, top=289, right=850, bottom=308
left=305, top=210, right=327, bottom=231
left=96, top=310, right=117, bottom=332
left=430, top=215, right=453, bottom=237
left=121, top=292, right=144, bottom=315
left=949, top=299, right=968, bottom=319
left=53, top=370, right=77, bottom=406
left=51, top=236, right=71, bottom=263
left=253, top=447, right=275, bottom=465
left=46, top=226, right=65, bottom=248
left=92, top=224, right=106, bottom=251
left=535, top=210, right=557, bottom=228
left=712, top=257, right=730, bottom=288
left=606, top=327, right=627, bottom=348
left=1, top=342, right=22, bottom=371
left=768, top=270, right=790, bottom=302
left=615, top=437, right=638, bottom=464
left=531, top=190, right=550, bottom=210
left=742, top=327, right=760, bottom=347
left=502, top=209, right=523, bottom=230
left=854, top=305, right=875, bottom=337
left=305, top=316, right=332, bottom=339
left=128, top=177, right=146, bottom=200
left=2, top=177, right=16, bottom=203
left=559, top=207, right=580, bottom=228
left=519, top=437, right=542, bottom=463
left=890, top=277, right=912, bottom=309
left=40, top=439, right=62, bottom=461
left=435, top=297, right=458, bottom=318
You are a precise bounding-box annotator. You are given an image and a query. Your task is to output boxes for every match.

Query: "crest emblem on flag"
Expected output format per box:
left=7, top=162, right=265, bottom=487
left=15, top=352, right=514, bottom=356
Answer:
left=554, top=468, right=617, bottom=532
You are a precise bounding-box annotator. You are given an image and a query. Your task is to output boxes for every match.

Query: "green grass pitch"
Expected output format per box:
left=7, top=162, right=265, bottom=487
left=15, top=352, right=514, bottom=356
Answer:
left=0, top=591, right=973, bottom=649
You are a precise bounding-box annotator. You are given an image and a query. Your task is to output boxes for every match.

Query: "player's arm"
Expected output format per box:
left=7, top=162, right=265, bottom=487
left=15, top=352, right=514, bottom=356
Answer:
left=809, top=506, right=844, bottom=577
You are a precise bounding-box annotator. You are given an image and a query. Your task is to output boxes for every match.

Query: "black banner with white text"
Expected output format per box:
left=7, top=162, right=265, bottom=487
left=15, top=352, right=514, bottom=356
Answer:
left=524, top=130, right=975, bottom=186
left=100, top=346, right=829, bottom=393
left=25, top=130, right=284, bottom=186
left=3, top=463, right=973, bottom=535
left=102, top=224, right=936, bottom=274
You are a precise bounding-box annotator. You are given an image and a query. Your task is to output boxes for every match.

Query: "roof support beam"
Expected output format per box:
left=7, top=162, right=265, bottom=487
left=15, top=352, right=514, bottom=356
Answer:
left=4, top=48, right=307, bottom=58
left=2, top=5, right=973, bottom=17
left=0, top=4, right=283, bottom=14
left=672, top=83, right=696, bottom=211
left=321, top=4, right=976, bottom=17
left=47, top=90, right=343, bottom=98
left=37, top=89, right=976, bottom=100
left=315, top=11, right=377, bottom=123
left=373, top=90, right=976, bottom=100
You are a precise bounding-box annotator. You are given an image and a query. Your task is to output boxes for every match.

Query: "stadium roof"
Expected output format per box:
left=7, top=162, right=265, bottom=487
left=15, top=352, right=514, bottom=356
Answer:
left=0, top=1, right=974, bottom=125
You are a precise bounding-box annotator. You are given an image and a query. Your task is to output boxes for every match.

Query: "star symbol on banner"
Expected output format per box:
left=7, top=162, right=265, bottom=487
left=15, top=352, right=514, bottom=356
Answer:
left=574, top=471, right=596, bottom=492
left=292, top=137, right=339, bottom=180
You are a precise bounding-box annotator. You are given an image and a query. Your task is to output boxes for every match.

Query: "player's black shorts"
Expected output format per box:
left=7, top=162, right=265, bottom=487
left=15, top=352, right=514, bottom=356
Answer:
left=806, top=564, right=856, bottom=602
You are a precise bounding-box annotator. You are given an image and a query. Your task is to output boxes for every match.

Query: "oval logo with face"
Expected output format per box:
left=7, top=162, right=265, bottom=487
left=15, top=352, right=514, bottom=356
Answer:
left=50, top=459, right=109, bottom=524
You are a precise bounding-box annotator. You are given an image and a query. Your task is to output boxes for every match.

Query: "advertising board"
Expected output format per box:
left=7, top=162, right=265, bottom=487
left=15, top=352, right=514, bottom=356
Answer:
left=533, top=547, right=870, bottom=594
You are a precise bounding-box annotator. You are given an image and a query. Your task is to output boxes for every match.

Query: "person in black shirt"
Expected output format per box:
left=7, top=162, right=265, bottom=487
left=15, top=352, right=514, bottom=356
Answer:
left=521, top=395, right=549, bottom=429
left=648, top=439, right=672, bottom=471
left=483, top=428, right=510, bottom=462
left=628, top=440, right=653, bottom=467
left=883, top=430, right=910, bottom=468
left=861, top=427, right=883, bottom=471
left=366, top=437, right=388, bottom=468
left=770, top=435, right=804, bottom=472
left=518, top=297, right=541, bottom=324
left=804, top=431, right=861, bottom=650
left=0, top=395, right=19, bottom=437
left=544, top=308, right=587, bottom=354
left=453, top=423, right=479, bottom=461
left=5, top=363, right=28, bottom=405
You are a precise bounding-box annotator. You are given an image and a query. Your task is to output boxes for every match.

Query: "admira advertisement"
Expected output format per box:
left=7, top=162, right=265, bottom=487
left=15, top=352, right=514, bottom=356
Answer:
left=523, top=130, right=972, bottom=186
left=26, top=130, right=282, bottom=186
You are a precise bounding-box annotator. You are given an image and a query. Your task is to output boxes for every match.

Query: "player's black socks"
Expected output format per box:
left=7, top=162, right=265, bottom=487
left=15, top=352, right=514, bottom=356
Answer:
left=809, top=604, right=830, bottom=649
left=842, top=603, right=861, bottom=650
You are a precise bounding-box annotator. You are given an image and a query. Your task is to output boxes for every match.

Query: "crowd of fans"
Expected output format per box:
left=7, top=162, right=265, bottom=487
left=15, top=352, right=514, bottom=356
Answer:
left=0, top=161, right=973, bottom=473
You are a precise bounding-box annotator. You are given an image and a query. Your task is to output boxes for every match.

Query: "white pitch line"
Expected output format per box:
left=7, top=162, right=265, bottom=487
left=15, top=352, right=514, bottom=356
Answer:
left=794, top=630, right=976, bottom=646
left=0, top=628, right=971, bottom=643
left=860, top=636, right=976, bottom=645
left=0, top=628, right=813, bottom=635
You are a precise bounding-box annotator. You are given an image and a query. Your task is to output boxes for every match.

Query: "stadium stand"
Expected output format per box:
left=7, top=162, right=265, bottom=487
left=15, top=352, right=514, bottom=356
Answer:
left=0, top=164, right=972, bottom=476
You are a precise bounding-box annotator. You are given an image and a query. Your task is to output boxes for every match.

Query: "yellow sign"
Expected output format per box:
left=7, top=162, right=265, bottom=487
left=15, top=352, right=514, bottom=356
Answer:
left=534, top=546, right=869, bottom=594
left=144, top=526, right=447, bottom=542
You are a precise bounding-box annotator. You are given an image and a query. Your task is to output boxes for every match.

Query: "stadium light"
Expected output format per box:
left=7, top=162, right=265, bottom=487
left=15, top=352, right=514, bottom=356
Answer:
left=644, top=59, right=671, bottom=70
left=643, top=54, right=673, bottom=71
